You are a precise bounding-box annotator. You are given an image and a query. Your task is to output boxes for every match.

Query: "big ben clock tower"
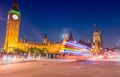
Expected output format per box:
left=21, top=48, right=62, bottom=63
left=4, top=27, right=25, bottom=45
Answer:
left=4, top=0, right=20, bottom=52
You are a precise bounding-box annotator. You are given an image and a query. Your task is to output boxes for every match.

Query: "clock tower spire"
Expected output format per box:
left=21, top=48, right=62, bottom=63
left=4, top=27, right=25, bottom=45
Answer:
left=12, top=0, right=19, bottom=11
left=4, top=0, right=20, bottom=52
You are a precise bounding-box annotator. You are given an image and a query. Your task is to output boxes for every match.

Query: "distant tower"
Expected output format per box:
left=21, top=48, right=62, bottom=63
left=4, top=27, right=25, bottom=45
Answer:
left=23, top=36, right=28, bottom=43
left=63, top=34, right=67, bottom=43
left=4, top=0, right=20, bottom=52
left=43, top=34, right=47, bottom=44
left=93, top=29, right=103, bottom=53
left=68, top=32, right=74, bottom=41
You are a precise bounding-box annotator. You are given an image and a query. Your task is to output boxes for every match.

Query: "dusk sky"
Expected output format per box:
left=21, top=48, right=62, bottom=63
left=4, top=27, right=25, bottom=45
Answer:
left=0, top=0, right=120, bottom=48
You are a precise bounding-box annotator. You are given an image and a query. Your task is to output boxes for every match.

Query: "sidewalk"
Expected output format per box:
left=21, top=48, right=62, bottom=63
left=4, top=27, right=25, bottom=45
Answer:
left=88, top=58, right=120, bottom=62
left=36, top=57, right=77, bottom=62
left=0, top=58, right=22, bottom=65
left=0, top=57, right=78, bottom=65
left=0, top=57, right=35, bottom=65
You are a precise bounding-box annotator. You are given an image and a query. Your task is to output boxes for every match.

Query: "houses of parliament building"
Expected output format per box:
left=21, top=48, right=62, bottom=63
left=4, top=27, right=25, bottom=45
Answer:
left=3, top=0, right=103, bottom=54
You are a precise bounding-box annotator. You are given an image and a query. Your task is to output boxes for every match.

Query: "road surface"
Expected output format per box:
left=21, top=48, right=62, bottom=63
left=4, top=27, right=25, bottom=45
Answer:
left=0, top=60, right=120, bottom=77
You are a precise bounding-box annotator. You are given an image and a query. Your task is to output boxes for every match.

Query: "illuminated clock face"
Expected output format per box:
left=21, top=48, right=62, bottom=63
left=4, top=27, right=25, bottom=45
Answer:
left=12, top=14, right=18, bottom=20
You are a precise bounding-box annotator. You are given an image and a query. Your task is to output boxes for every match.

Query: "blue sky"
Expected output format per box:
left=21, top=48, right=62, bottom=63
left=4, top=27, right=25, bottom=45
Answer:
left=0, top=0, right=120, bottom=48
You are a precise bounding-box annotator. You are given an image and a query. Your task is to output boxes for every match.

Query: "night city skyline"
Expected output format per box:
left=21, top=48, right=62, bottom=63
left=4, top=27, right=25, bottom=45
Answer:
left=0, top=0, right=120, bottom=48
left=1, top=1, right=120, bottom=77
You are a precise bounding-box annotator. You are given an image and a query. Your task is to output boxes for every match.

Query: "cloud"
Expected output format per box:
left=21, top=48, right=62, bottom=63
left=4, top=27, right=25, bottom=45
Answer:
left=59, top=28, right=70, bottom=39
left=0, top=16, right=5, bottom=22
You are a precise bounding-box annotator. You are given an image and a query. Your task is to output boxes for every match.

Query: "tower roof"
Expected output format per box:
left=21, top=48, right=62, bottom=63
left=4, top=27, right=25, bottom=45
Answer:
left=12, top=0, right=19, bottom=11
left=68, top=32, right=74, bottom=41
left=14, top=0, right=18, bottom=4
left=44, top=34, right=47, bottom=39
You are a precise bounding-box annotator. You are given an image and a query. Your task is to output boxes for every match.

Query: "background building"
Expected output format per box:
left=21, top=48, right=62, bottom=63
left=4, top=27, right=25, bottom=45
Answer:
left=92, top=29, right=103, bottom=54
left=3, top=0, right=62, bottom=54
left=3, top=0, right=103, bottom=55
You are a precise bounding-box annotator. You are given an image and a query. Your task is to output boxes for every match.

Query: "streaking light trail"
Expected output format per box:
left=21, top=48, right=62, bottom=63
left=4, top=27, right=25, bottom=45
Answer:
left=61, top=42, right=91, bottom=56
